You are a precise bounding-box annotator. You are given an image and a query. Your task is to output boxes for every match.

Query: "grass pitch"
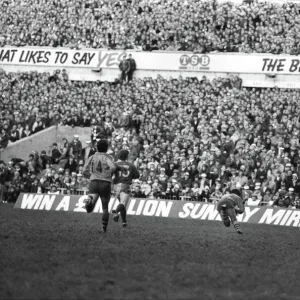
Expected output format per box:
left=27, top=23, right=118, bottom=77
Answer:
left=1, top=203, right=300, bottom=300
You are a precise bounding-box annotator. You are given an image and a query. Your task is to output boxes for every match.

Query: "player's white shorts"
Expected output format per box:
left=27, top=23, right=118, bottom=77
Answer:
left=114, top=183, right=131, bottom=205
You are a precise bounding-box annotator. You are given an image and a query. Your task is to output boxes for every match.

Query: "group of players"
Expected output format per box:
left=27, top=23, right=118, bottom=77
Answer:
left=83, top=139, right=245, bottom=235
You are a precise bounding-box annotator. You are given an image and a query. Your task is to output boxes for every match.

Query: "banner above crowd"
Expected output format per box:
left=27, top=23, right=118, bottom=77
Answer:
left=1, top=47, right=300, bottom=75
left=14, top=193, right=300, bottom=229
left=0, top=47, right=99, bottom=67
left=98, top=50, right=300, bottom=75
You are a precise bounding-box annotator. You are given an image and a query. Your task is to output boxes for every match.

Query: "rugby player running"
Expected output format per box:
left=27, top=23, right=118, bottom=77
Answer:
left=83, top=139, right=125, bottom=233
left=217, top=189, right=245, bottom=234
left=112, top=149, right=140, bottom=227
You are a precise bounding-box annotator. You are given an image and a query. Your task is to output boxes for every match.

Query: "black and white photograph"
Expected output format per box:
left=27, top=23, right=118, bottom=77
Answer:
left=1, top=0, right=300, bottom=299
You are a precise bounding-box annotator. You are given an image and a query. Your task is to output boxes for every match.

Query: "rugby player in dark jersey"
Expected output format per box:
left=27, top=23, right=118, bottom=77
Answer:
left=112, top=149, right=140, bottom=227
left=83, top=139, right=125, bottom=233
left=217, top=189, right=245, bottom=234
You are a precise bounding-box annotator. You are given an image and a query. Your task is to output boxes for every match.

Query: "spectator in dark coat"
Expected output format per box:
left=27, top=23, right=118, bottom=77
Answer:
left=0, top=161, right=8, bottom=189
left=199, top=186, right=211, bottom=202
left=64, top=156, right=78, bottom=173
left=126, top=54, right=136, bottom=82
left=7, top=186, right=19, bottom=203
left=0, top=129, right=9, bottom=149
left=91, top=125, right=106, bottom=141
left=51, top=143, right=62, bottom=164
left=119, top=55, right=130, bottom=82
left=40, top=150, right=51, bottom=169
left=179, top=172, right=192, bottom=189
left=9, top=124, right=19, bottom=142
left=69, top=135, right=82, bottom=160
left=30, top=179, right=40, bottom=193
left=22, top=124, right=32, bottom=138
left=132, top=186, right=146, bottom=198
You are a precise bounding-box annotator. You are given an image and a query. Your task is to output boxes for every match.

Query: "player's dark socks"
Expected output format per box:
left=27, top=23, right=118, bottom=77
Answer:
left=233, top=222, right=243, bottom=234
left=222, top=212, right=229, bottom=221
left=102, top=213, right=109, bottom=231
left=102, top=223, right=108, bottom=232
left=119, top=204, right=127, bottom=223
left=233, top=221, right=240, bottom=229
left=221, top=205, right=229, bottom=221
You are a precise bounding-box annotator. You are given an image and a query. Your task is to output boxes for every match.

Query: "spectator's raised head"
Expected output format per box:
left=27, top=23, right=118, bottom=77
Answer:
left=15, top=164, right=21, bottom=173
left=174, top=184, right=180, bottom=191
left=149, top=163, right=156, bottom=171
left=134, top=185, right=141, bottom=193
left=192, top=182, right=199, bottom=188
left=285, top=163, right=292, bottom=171
left=173, top=170, right=179, bottom=177
left=50, top=184, right=58, bottom=193
left=167, top=181, right=172, bottom=188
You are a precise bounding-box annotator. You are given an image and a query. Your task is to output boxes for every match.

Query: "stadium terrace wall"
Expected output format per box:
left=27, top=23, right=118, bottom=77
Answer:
left=0, top=126, right=91, bottom=162
left=1, top=47, right=300, bottom=88
left=14, top=193, right=300, bottom=228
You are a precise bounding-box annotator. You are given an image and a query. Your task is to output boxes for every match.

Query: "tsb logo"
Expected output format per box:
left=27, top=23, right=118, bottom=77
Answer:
left=179, top=54, right=210, bottom=70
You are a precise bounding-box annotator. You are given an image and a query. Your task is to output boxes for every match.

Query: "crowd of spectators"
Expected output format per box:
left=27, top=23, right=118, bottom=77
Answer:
left=1, top=69, right=300, bottom=209
left=1, top=0, right=300, bottom=54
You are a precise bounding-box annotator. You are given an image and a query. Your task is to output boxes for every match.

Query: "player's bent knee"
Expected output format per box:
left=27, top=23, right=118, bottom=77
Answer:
left=117, top=203, right=124, bottom=209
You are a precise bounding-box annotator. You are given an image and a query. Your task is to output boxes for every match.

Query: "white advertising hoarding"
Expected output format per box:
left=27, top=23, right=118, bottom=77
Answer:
left=1, top=47, right=300, bottom=75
